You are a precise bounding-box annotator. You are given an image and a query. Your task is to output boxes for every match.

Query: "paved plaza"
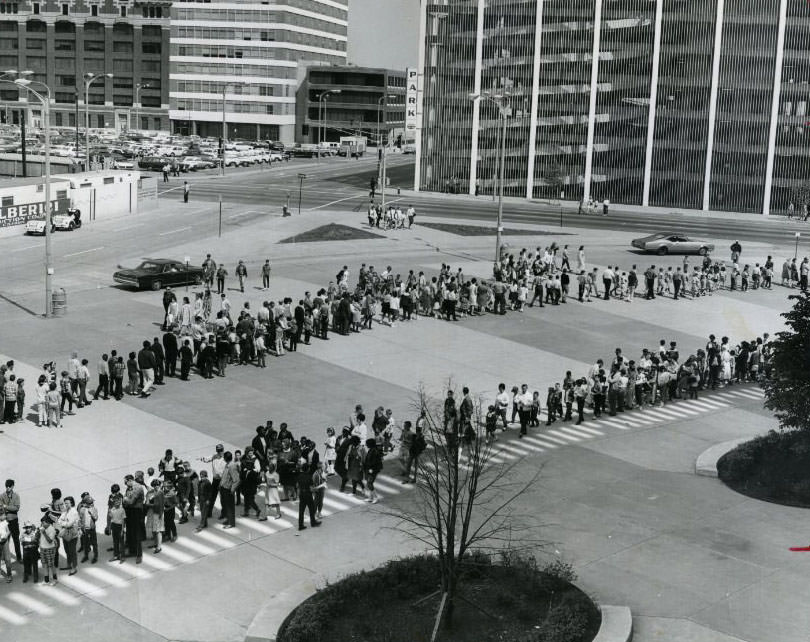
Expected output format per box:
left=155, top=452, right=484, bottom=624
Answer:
left=0, top=199, right=805, bottom=642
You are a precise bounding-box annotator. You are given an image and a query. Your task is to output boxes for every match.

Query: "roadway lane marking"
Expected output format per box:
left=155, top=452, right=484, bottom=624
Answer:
left=307, top=194, right=362, bottom=211
left=64, top=246, right=104, bottom=258
left=12, top=243, right=41, bottom=252
left=159, top=226, right=191, bottom=236
left=117, top=223, right=144, bottom=232
left=228, top=210, right=261, bottom=219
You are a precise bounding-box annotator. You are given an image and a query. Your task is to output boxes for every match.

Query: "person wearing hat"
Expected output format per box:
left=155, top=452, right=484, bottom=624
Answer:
left=21, top=521, right=39, bottom=583
left=200, top=444, right=226, bottom=522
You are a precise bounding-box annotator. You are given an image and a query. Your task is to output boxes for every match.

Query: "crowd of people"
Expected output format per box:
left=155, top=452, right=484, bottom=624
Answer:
left=0, top=242, right=777, bottom=586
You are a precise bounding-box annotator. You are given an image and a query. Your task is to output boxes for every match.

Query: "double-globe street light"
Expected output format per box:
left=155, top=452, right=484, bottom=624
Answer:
left=83, top=72, right=113, bottom=171
left=318, top=89, right=341, bottom=152
left=470, top=91, right=511, bottom=264
left=0, top=71, right=54, bottom=316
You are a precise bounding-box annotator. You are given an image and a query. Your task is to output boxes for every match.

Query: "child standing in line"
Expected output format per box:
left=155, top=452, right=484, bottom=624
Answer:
left=485, top=405, right=498, bottom=444
left=59, top=370, right=74, bottom=415
left=255, top=475, right=268, bottom=521
left=324, top=427, right=337, bottom=476
left=530, top=391, right=541, bottom=427
left=38, top=515, right=58, bottom=584
left=107, top=494, right=126, bottom=563
left=21, top=521, right=39, bottom=583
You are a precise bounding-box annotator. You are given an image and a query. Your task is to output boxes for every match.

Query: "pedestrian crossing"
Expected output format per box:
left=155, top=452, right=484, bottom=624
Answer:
left=0, top=385, right=764, bottom=627
left=455, top=385, right=764, bottom=464
left=0, top=470, right=411, bottom=628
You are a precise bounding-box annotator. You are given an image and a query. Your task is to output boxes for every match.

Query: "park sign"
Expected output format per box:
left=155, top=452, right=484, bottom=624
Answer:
left=0, top=198, right=71, bottom=228
left=406, top=68, right=418, bottom=131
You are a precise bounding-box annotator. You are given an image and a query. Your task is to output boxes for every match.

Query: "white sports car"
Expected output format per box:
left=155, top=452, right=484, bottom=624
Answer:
left=25, top=211, right=80, bottom=234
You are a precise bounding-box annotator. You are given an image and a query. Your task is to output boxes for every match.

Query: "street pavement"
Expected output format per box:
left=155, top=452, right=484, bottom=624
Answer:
left=0, top=187, right=805, bottom=642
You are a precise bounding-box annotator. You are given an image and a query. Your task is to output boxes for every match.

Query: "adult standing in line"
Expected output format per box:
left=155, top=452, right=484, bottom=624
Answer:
left=236, top=260, right=248, bottom=293
left=602, top=266, right=614, bottom=300
left=644, top=265, right=656, bottom=300
left=296, top=458, right=321, bottom=530
left=68, top=352, right=81, bottom=405
left=458, top=386, right=475, bottom=445
left=161, top=287, right=176, bottom=331
left=730, top=240, right=742, bottom=264
left=183, top=181, right=190, bottom=203
left=202, top=255, right=216, bottom=290
left=179, top=339, right=193, bottom=381
left=402, top=422, right=426, bottom=484
left=57, top=496, right=79, bottom=575
left=199, top=444, right=226, bottom=522
left=137, top=341, right=156, bottom=397
left=93, top=354, right=110, bottom=400
left=1, top=375, right=16, bottom=424
left=0, top=480, right=21, bottom=563
left=77, top=359, right=92, bottom=407
left=162, top=330, right=178, bottom=378
left=495, top=383, right=510, bottom=430
left=162, top=163, right=169, bottom=183
left=443, top=390, right=458, bottom=451
left=801, top=257, right=809, bottom=292
left=151, top=337, right=165, bottom=385
left=602, top=198, right=610, bottom=216
left=577, top=245, right=586, bottom=272
left=261, top=259, right=271, bottom=290
left=516, top=383, right=532, bottom=438
left=216, top=264, right=228, bottom=295
left=122, top=475, right=144, bottom=564
left=218, top=450, right=239, bottom=529
left=363, top=438, right=383, bottom=504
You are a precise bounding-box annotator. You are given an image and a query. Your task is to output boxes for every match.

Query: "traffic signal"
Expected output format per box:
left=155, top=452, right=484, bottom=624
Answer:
left=396, top=134, right=402, bottom=148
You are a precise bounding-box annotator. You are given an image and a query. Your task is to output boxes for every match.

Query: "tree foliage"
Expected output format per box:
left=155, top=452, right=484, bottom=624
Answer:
left=762, top=292, right=810, bottom=432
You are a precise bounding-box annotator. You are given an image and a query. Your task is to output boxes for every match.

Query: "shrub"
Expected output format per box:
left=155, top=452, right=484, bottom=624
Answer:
left=542, top=559, right=577, bottom=584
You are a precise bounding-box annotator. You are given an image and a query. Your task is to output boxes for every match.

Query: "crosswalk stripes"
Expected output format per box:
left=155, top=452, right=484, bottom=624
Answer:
left=6, top=592, right=55, bottom=616
left=84, top=566, right=130, bottom=589
left=0, top=603, right=27, bottom=625
left=34, top=584, right=80, bottom=606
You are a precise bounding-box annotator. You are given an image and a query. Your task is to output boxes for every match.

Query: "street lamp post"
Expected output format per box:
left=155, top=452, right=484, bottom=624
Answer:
left=376, top=93, right=397, bottom=193
left=470, top=91, right=511, bottom=264
left=15, top=75, right=53, bottom=316
left=795, top=232, right=801, bottom=260
left=134, top=81, right=150, bottom=132
left=84, top=72, right=113, bottom=171
left=317, top=89, right=341, bottom=154
left=221, top=81, right=237, bottom=176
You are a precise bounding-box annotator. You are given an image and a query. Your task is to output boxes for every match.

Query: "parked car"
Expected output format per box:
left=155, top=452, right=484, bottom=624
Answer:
left=631, top=233, right=715, bottom=256
left=25, top=209, right=81, bottom=235
left=180, top=156, right=216, bottom=171
left=113, top=258, right=204, bottom=290
left=137, top=156, right=169, bottom=171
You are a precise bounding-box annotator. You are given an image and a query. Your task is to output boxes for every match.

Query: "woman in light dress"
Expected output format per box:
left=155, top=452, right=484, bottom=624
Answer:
left=577, top=246, right=586, bottom=272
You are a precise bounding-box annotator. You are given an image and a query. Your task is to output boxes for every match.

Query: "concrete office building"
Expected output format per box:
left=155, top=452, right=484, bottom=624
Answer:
left=0, top=0, right=170, bottom=132
left=295, top=65, right=405, bottom=144
left=415, top=0, right=810, bottom=215
left=169, top=0, right=348, bottom=142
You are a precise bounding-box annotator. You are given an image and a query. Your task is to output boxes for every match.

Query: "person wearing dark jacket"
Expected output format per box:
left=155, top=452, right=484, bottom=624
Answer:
left=404, top=424, right=426, bottom=483
left=137, top=341, right=156, bottom=397
left=151, top=338, right=165, bottom=385
left=296, top=459, right=321, bottom=531
left=162, top=332, right=178, bottom=378
left=335, top=434, right=352, bottom=492
left=161, top=288, right=176, bottom=331
left=363, top=438, right=383, bottom=504
left=179, top=339, right=194, bottom=381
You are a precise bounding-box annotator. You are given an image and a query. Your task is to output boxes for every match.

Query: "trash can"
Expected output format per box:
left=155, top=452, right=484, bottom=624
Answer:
left=52, top=288, right=67, bottom=317
left=282, top=205, right=291, bottom=217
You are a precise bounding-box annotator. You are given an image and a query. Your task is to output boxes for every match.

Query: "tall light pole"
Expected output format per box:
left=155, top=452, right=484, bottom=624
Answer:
left=221, top=81, right=238, bottom=176
left=470, top=91, right=511, bottom=264
left=84, top=72, right=112, bottom=171
left=134, top=81, right=150, bottom=132
left=376, top=93, right=397, bottom=209
left=15, top=75, right=54, bottom=316
left=318, top=89, right=341, bottom=148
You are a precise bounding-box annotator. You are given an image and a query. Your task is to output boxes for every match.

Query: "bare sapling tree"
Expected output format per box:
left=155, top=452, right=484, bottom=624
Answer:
left=382, top=383, right=546, bottom=636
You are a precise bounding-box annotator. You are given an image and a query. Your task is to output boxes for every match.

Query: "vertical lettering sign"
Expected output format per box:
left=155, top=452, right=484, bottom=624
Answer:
left=406, top=68, right=418, bottom=131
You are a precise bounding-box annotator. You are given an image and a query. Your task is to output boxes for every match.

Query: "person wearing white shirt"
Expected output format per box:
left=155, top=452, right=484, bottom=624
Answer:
left=351, top=415, right=368, bottom=444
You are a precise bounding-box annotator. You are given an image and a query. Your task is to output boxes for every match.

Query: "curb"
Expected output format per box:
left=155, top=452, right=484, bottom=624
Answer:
left=243, top=578, right=318, bottom=642
left=594, top=605, right=633, bottom=642
left=244, top=583, right=634, bottom=642
left=695, top=437, right=752, bottom=477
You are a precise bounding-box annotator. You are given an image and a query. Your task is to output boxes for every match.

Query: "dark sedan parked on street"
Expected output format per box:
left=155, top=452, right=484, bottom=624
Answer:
left=113, top=258, right=203, bottom=290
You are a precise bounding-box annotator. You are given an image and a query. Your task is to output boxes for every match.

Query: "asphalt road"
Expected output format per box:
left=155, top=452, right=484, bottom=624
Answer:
left=158, top=155, right=810, bottom=248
